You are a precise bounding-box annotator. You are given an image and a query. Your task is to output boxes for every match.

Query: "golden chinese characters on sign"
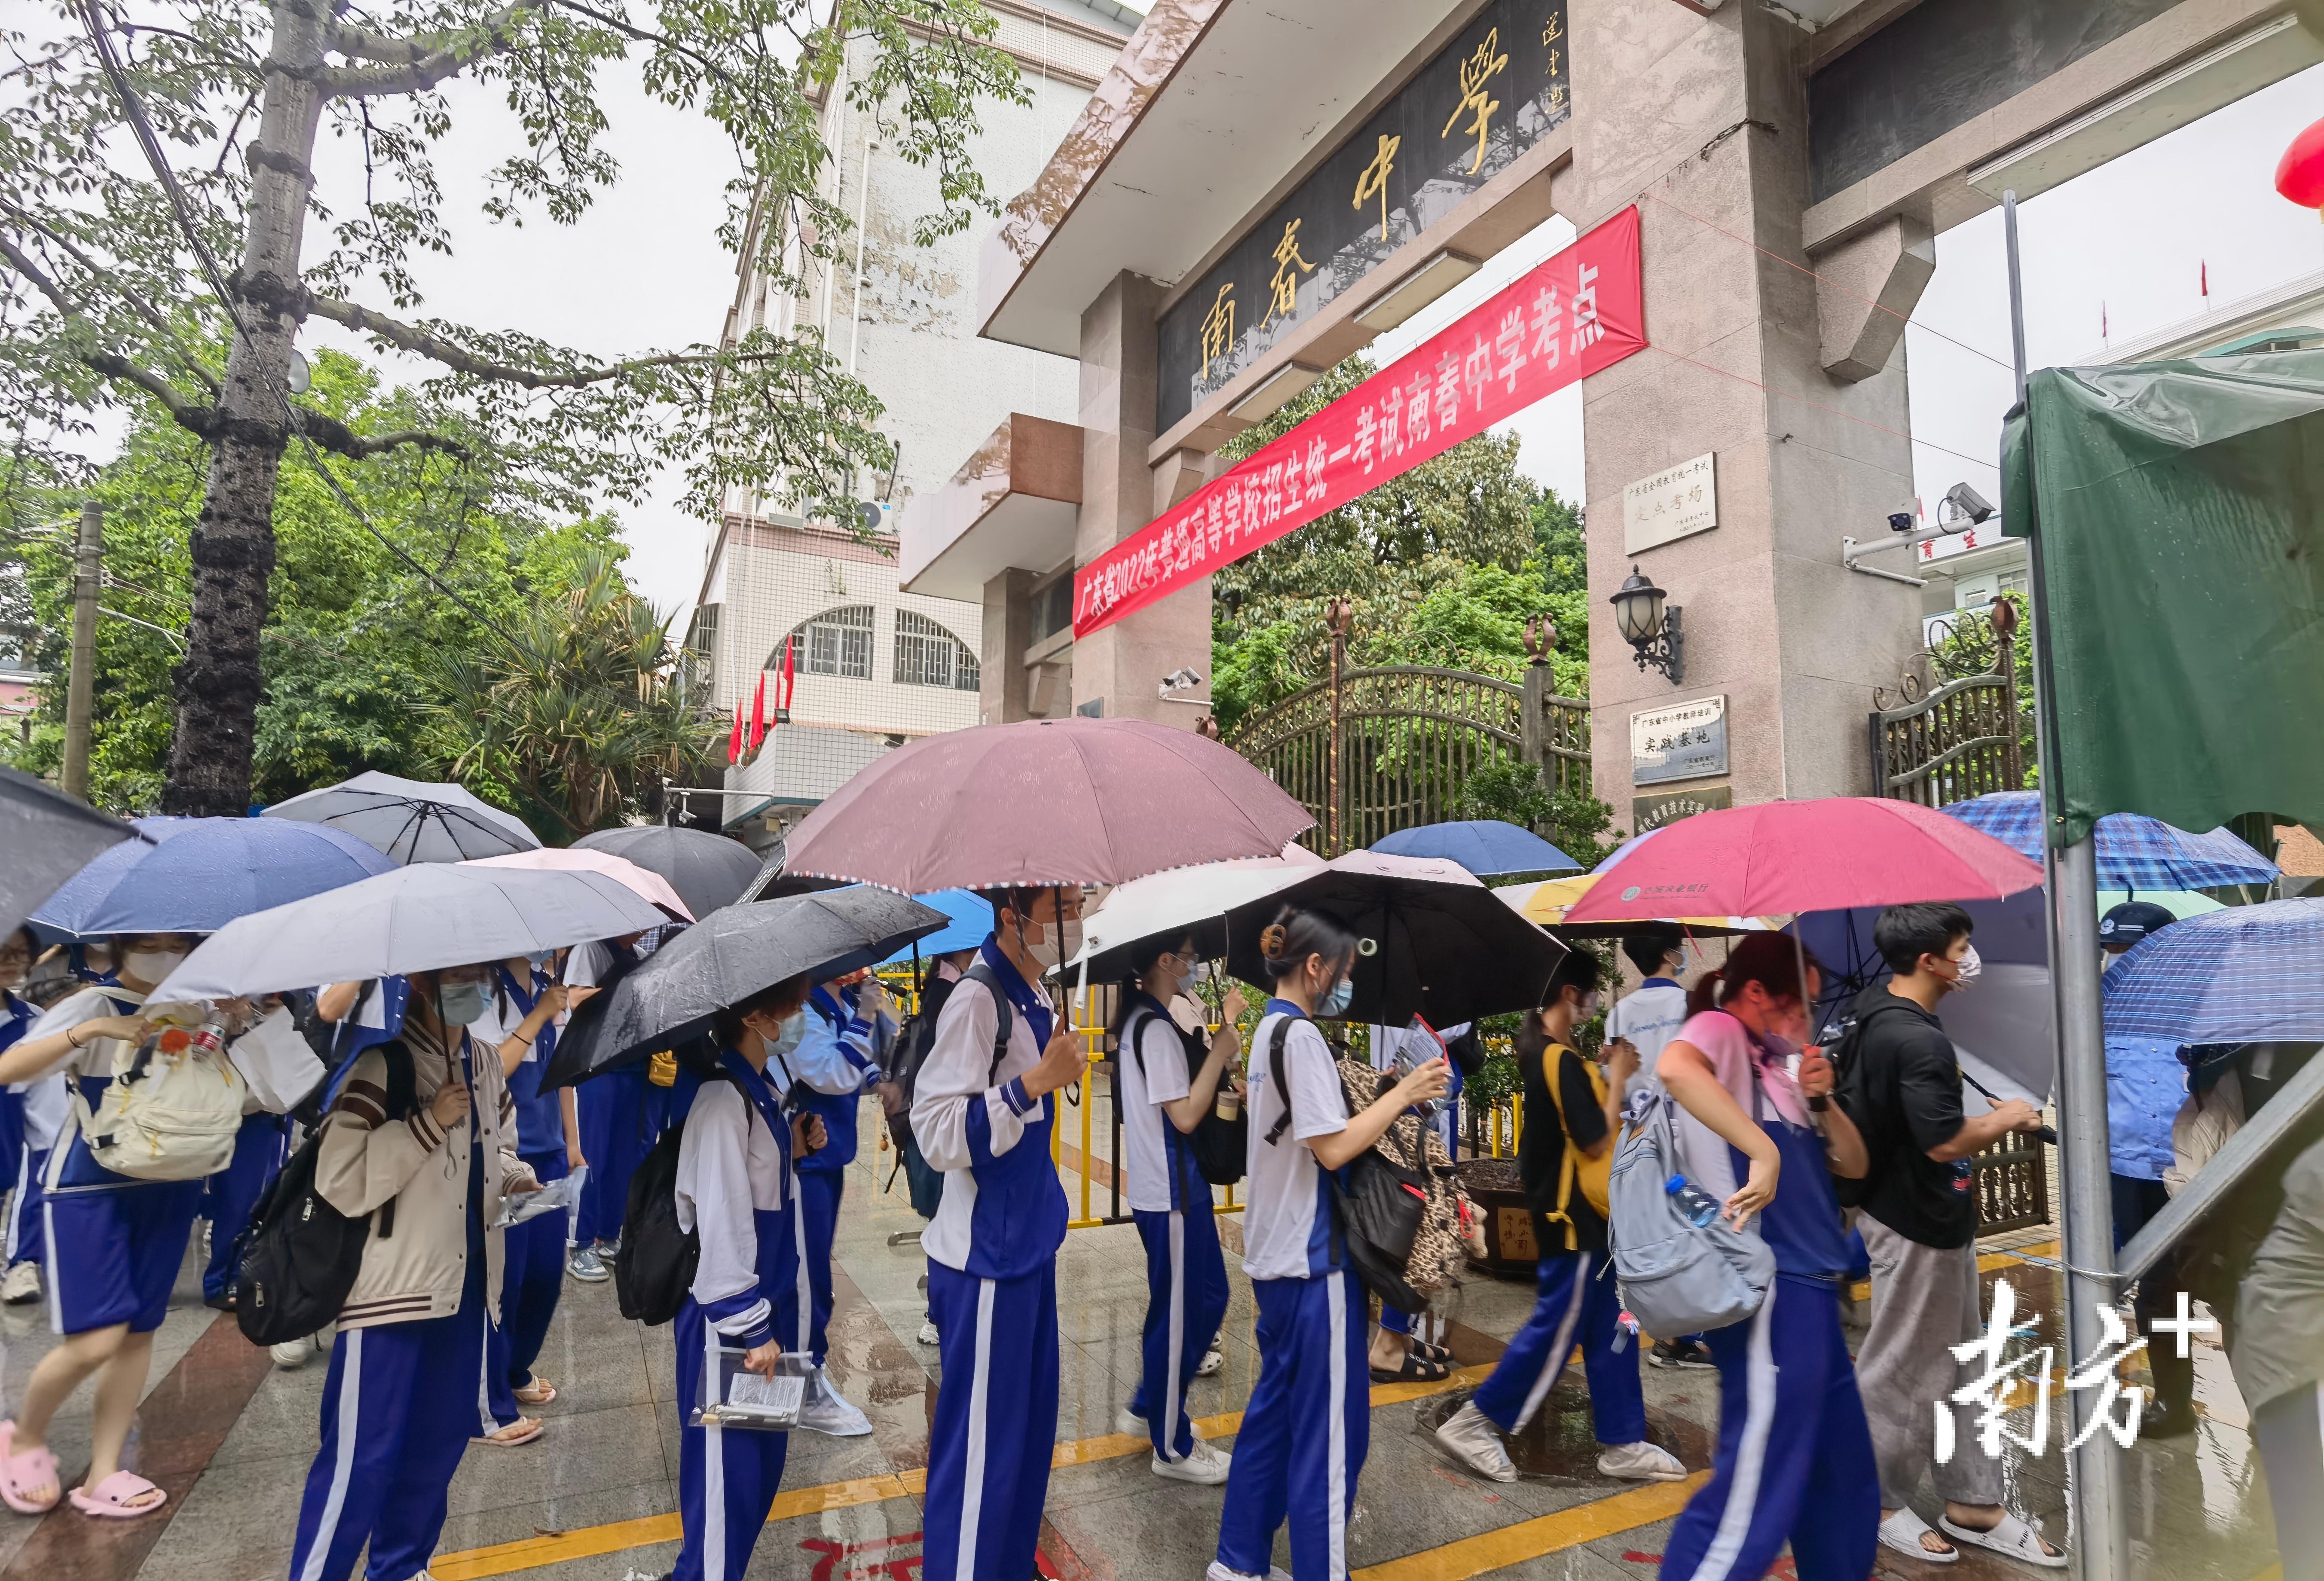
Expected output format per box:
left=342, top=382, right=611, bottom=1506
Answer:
left=1199, top=282, right=1237, bottom=379
left=1263, top=219, right=1316, bottom=330
left=1443, top=27, right=1509, bottom=176
left=1353, top=134, right=1400, bottom=243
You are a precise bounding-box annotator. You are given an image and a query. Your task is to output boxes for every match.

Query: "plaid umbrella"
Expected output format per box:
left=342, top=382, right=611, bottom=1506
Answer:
left=2102, top=897, right=2324, bottom=1044
left=1942, top=790, right=2277, bottom=890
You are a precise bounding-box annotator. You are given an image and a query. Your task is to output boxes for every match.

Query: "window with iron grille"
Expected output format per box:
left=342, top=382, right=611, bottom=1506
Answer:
left=893, top=609, right=980, bottom=691
left=780, top=604, right=875, bottom=679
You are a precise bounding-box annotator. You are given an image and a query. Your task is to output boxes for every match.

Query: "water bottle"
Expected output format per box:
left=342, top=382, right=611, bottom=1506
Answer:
left=1665, top=1174, right=1722, bottom=1229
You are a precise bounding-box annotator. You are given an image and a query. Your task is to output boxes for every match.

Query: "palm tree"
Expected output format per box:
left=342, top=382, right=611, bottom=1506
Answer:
left=430, top=552, right=712, bottom=841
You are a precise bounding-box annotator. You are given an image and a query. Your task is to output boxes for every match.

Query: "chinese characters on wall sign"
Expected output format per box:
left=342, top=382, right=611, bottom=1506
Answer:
left=1155, top=0, right=1573, bottom=434
left=1074, top=206, right=1644, bottom=640
left=1630, top=695, right=1727, bottom=787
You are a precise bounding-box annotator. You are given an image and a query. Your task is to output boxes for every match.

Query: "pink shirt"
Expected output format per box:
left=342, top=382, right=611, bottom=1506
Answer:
left=1667, top=1008, right=1810, bottom=1201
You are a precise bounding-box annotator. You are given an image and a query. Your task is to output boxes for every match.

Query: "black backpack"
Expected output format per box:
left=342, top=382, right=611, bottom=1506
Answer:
left=235, top=1041, right=417, bottom=1346
left=1126, top=1004, right=1246, bottom=1187
left=1264, top=1016, right=1430, bottom=1314
left=613, top=1070, right=768, bottom=1327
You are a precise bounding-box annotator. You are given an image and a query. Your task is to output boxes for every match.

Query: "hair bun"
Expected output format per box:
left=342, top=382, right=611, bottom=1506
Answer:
left=1259, top=922, right=1289, bottom=958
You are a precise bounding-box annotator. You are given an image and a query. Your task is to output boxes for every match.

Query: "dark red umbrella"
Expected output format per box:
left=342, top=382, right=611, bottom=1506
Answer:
left=1562, top=797, right=2042, bottom=925
left=780, top=717, right=1314, bottom=892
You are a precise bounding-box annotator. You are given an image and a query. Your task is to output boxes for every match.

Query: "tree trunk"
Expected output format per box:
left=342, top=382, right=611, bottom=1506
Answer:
left=161, top=0, right=324, bottom=814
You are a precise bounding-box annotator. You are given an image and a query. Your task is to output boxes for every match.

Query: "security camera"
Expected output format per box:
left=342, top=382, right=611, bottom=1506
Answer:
left=1887, top=512, right=1914, bottom=534
left=1159, top=666, right=1204, bottom=696
left=1941, top=482, right=1995, bottom=528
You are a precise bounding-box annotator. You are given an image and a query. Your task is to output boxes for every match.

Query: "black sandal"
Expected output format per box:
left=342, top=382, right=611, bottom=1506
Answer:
left=1369, top=1350, right=1451, bottom=1384
left=1411, top=1337, right=1452, bottom=1365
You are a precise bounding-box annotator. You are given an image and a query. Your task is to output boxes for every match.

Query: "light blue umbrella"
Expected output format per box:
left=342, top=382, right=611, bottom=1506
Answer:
left=32, top=815, right=395, bottom=938
left=1943, top=790, right=2277, bottom=890
left=1592, top=824, right=1667, bottom=874
left=878, top=888, right=992, bottom=965
left=2102, top=897, right=2324, bottom=1045
left=1370, top=820, right=1580, bottom=876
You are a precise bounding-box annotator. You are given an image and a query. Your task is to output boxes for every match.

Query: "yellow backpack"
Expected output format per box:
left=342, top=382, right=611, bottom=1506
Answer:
left=1539, top=1043, right=1612, bottom=1251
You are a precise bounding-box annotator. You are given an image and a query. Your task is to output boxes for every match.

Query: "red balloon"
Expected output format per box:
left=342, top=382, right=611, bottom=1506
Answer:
left=2277, top=116, right=2324, bottom=209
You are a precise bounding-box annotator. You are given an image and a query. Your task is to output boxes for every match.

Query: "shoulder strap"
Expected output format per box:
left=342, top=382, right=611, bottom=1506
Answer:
left=963, top=964, right=1014, bottom=1082
left=1264, top=1016, right=1300, bottom=1146
left=379, top=1042, right=416, bottom=1121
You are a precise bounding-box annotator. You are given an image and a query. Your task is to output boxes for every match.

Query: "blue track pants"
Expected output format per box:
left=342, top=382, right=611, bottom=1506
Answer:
left=1216, top=1269, right=1369, bottom=1581
left=922, top=1258, right=1058, bottom=1581
left=671, top=1293, right=794, bottom=1581
left=1128, top=1206, right=1229, bottom=1461
left=1472, top=1249, right=1645, bottom=1444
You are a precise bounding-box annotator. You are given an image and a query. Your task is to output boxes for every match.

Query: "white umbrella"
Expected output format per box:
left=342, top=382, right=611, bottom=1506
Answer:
left=1067, top=843, right=1324, bottom=981
left=465, top=848, right=694, bottom=922
left=264, top=771, right=540, bottom=863
left=149, top=864, right=668, bottom=1005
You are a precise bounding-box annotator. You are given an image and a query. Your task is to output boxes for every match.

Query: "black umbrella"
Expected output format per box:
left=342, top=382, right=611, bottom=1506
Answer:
left=572, top=824, right=765, bottom=919
left=0, top=767, right=139, bottom=940
left=1222, top=850, right=1567, bottom=1026
left=542, top=887, right=948, bottom=1087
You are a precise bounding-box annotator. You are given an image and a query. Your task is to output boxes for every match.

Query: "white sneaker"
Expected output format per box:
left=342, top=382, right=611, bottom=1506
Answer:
left=1152, top=1438, right=1232, bottom=1485
left=1205, top=1564, right=1290, bottom=1581
left=1434, top=1401, right=1517, bottom=1483
left=1597, top=1441, right=1688, bottom=1482
left=917, top=1319, right=939, bottom=1346
left=566, top=1246, right=609, bottom=1283
left=1196, top=1346, right=1224, bottom=1377
left=1115, top=1403, right=1147, bottom=1438
left=271, top=1336, right=313, bottom=1369
left=0, top=1261, right=40, bottom=1305
left=795, top=1369, right=874, bottom=1437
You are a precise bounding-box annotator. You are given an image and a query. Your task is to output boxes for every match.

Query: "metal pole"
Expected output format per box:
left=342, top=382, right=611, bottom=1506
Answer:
left=61, top=501, right=103, bottom=800
left=2006, top=191, right=2124, bottom=1581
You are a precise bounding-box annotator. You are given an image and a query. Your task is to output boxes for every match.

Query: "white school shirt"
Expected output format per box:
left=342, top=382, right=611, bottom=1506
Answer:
left=674, top=1076, right=792, bottom=1343
left=1117, top=998, right=1191, bottom=1215
left=1241, top=1010, right=1350, bottom=1282
left=24, top=986, right=147, bottom=1182
left=1608, top=979, right=1690, bottom=1102
left=909, top=968, right=1056, bottom=1278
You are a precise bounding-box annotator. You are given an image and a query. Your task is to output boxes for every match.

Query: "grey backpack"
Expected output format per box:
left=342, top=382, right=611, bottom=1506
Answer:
left=1605, top=1083, right=1775, bottom=1338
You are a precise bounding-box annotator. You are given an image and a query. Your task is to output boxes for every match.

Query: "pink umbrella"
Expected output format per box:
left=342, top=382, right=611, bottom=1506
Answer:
left=465, top=848, right=695, bottom=922
left=780, top=717, right=1315, bottom=893
left=1561, top=797, right=2043, bottom=925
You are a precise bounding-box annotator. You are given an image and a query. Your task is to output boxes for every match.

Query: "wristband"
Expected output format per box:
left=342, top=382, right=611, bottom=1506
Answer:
left=1807, top=1093, right=1830, bottom=1112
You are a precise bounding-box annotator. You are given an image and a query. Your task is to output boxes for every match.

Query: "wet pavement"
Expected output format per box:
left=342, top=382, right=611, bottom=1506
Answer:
left=0, top=1095, right=2288, bottom=1580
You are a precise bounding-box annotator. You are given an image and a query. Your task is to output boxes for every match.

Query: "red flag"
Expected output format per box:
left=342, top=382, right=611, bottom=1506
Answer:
left=2102, top=301, right=2109, bottom=339
left=727, top=696, right=743, bottom=764
left=779, top=635, right=796, bottom=714
left=2201, top=261, right=2210, bottom=300
left=749, top=673, right=766, bottom=751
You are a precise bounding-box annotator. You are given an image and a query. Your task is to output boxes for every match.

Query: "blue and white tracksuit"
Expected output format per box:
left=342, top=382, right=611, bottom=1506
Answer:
left=790, top=984, right=881, bottom=1364
left=485, top=966, right=571, bottom=1426
left=0, top=992, right=46, bottom=1276
left=1218, top=1007, right=1370, bottom=1581
left=573, top=943, right=661, bottom=1248
left=672, top=1050, right=800, bottom=1581
left=1473, top=1249, right=1643, bottom=1443
left=1119, top=995, right=1230, bottom=1463
left=909, top=939, right=1069, bottom=1581
left=1660, top=1045, right=1878, bottom=1581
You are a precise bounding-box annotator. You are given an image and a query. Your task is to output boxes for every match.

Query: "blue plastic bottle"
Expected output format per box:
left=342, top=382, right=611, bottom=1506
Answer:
left=1665, top=1173, right=1722, bottom=1228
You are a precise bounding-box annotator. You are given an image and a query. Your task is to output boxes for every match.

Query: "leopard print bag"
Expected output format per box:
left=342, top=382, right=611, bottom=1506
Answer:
left=1336, top=1054, right=1474, bottom=1304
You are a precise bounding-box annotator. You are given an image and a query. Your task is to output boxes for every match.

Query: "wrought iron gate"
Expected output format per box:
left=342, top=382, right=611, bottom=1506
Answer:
left=1226, top=600, right=1590, bottom=853
left=1869, top=598, right=2027, bottom=808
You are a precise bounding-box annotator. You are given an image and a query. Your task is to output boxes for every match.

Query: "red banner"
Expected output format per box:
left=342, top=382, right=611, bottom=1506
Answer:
left=1074, top=206, right=1647, bottom=638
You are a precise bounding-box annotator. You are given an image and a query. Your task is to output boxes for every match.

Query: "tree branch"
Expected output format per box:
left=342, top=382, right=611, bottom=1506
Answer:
left=1, top=204, right=220, bottom=394
left=291, top=407, right=471, bottom=461
left=317, top=5, right=528, bottom=99
left=84, top=349, right=214, bottom=430
left=307, top=293, right=732, bottom=388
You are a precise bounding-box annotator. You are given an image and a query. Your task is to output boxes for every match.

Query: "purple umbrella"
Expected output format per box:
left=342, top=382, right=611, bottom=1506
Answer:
left=780, top=717, right=1314, bottom=892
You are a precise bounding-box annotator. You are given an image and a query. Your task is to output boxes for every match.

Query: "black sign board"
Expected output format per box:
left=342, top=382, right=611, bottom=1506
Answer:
left=1156, top=0, right=1571, bottom=435
left=1633, top=785, right=1732, bottom=834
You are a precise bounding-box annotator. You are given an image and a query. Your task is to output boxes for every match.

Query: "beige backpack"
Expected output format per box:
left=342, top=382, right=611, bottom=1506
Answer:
left=78, top=1017, right=248, bottom=1182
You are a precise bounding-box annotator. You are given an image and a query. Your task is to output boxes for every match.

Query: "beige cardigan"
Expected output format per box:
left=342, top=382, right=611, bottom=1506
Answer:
left=316, top=1023, right=535, bottom=1330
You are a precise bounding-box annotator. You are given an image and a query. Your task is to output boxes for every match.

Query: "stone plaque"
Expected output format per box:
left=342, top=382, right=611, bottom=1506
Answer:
left=1632, top=785, right=1733, bottom=833
left=1631, top=695, right=1727, bottom=786
left=1623, top=452, right=1717, bottom=554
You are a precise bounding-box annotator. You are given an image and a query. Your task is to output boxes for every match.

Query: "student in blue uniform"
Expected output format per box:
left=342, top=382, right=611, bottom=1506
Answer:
left=0, top=928, right=45, bottom=1309
left=1212, top=908, right=1447, bottom=1581
left=665, top=973, right=826, bottom=1581
left=569, top=934, right=651, bottom=1281
left=1434, top=952, right=1685, bottom=1484
left=201, top=1090, right=291, bottom=1311
left=284, top=961, right=541, bottom=1580
left=1654, top=934, right=1877, bottom=1581
left=910, top=887, right=1089, bottom=1581
left=786, top=968, right=891, bottom=1436
left=477, top=960, right=574, bottom=1438
left=1113, top=933, right=1243, bottom=1483
left=0, top=933, right=205, bottom=1518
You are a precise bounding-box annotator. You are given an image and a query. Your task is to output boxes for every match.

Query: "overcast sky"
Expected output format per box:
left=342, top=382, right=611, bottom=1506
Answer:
left=303, top=38, right=2324, bottom=624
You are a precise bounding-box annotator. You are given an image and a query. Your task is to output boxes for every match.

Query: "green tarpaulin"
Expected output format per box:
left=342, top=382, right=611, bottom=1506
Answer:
left=2003, top=353, right=2324, bottom=847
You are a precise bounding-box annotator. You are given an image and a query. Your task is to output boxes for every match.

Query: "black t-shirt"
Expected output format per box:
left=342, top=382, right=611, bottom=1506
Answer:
left=1836, top=987, right=1978, bottom=1249
left=1518, top=1043, right=1611, bottom=1252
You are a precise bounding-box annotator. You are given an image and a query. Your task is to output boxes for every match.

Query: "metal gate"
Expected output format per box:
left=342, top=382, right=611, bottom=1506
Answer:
left=1226, top=599, right=1591, bottom=853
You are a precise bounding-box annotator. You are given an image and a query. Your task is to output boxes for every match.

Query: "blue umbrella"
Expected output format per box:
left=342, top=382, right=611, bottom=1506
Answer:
left=1591, top=824, right=1666, bottom=874
left=2103, top=897, right=2324, bottom=1045
left=1942, top=790, right=2277, bottom=891
left=878, top=888, right=993, bottom=965
left=1370, top=820, right=1579, bottom=876
left=32, top=815, right=397, bottom=938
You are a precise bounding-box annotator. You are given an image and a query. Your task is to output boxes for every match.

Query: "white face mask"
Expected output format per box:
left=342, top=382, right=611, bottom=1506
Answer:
left=1947, top=943, right=1982, bottom=990
left=122, top=948, right=187, bottom=984
left=1024, top=916, right=1084, bottom=972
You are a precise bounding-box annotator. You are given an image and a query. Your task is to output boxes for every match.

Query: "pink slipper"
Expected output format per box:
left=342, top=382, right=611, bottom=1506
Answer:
left=67, top=1469, right=166, bottom=1518
left=473, top=1417, right=543, bottom=1448
left=0, top=1422, right=60, bottom=1515
left=512, top=1377, right=556, bottom=1407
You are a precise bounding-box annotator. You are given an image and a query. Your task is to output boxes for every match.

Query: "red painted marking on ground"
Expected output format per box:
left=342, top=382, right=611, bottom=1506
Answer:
left=800, top=1529, right=924, bottom=1581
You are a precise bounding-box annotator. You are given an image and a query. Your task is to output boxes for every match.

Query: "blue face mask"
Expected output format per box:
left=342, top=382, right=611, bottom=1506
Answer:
left=437, top=980, right=490, bottom=1027
left=1319, top=977, right=1355, bottom=1019
left=771, top=1010, right=806, bottom=1059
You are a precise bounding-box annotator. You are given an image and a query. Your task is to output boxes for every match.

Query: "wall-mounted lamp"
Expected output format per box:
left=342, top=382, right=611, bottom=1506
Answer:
left=1610, top=565, right=1684, bottom=684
